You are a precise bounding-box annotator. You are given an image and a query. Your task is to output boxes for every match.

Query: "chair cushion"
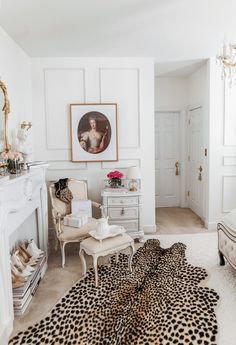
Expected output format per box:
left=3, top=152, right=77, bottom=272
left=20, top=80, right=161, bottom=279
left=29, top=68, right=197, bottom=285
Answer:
left=221, top=208, right=236, bottom=236
left=80, top=233, right=134, bottom=254
left=58, top=218, right=97, bottom=241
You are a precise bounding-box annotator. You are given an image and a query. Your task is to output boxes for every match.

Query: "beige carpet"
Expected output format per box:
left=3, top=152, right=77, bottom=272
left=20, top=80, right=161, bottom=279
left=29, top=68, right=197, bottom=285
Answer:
left=156, top=207, right=207, bottom=234
left=12, top=207, right=208, bottom=337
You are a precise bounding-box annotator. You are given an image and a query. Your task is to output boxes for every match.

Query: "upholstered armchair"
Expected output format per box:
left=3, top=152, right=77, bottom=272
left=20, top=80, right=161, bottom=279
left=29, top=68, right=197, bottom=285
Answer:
left=49, top=179, right=101, bottom=267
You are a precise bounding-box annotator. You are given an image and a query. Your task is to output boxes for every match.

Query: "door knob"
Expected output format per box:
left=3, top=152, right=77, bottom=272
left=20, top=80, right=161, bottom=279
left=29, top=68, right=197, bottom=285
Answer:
left=175, top=161, right=180, bottom=176
left=198, top=165, right=203, bottom=181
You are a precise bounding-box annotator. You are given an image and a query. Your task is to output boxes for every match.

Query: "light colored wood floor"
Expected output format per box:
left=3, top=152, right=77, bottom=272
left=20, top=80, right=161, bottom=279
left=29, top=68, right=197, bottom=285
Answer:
left=156, top=207, right=207, bottom=234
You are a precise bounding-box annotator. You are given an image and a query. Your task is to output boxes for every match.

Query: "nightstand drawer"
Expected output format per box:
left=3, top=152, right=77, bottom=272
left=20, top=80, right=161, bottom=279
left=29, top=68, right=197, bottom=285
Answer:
left=107, top=207, right=139, bottom=220
left=109, top=220, right=139, bottom=232
left=107, top=196, right=138, bottom=206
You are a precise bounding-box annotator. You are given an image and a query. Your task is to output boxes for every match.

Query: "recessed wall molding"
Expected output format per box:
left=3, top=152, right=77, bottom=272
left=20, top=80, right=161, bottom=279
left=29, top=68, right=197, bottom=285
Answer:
left=101, top=159, right=141, bottom=170
left=99, top=67, right=141, bottom=150
left=222, top=175, right=236, bottom=213
left=44, top=68, right=86, bottom=151
left=47, top=160, right=87, bottom=170
left=223, top=83, right=236, bottom=147
left=32, top=58, right=155, bottom=233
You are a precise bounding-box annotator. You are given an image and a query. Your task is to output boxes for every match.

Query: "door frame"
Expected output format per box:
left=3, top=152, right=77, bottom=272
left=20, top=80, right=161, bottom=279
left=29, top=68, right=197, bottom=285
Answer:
left=155, top=108, right=187, bottom=208
left=186, top=104, right=206, bottom=222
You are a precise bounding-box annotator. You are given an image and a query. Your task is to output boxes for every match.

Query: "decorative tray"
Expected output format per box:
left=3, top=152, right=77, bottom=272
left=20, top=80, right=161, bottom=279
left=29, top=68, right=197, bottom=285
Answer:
left=89, top=225, right=126, bottom=241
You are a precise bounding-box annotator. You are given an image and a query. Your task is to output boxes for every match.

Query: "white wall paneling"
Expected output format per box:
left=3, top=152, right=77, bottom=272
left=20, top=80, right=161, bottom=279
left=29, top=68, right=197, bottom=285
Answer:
left=44, top=68, right=85, bottom=150
left=222, top=176, right=236, bottom=213
left=224, top=85, right=236, bottom=146
left=47, top=161, right=87, bottom=170
left=99, top=68, right=140, bottom=149
left=32, top=58, right=156, bottom=233
left=101, top=159, right=140, bottom=169
left=207, top=59, right=236, bottom=229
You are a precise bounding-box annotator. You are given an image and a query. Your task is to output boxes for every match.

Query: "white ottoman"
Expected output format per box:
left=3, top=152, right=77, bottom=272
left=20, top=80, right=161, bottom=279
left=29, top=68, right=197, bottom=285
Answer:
left=79, top=233, right=135, bottom=287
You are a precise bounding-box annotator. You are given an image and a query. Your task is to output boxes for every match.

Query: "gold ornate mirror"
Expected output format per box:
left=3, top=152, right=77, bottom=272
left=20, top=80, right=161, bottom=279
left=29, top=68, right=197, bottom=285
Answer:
left=0, top=80, right=11, bottom=152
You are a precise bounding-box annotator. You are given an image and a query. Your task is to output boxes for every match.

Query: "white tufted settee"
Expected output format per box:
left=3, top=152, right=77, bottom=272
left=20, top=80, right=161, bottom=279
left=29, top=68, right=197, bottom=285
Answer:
left=218, top=209, right=236, bottom=268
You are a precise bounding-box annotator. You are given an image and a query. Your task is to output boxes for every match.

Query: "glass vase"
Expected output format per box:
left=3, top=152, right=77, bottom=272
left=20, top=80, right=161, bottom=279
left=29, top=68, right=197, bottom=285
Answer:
left=109, top=178, right=122, bottom=188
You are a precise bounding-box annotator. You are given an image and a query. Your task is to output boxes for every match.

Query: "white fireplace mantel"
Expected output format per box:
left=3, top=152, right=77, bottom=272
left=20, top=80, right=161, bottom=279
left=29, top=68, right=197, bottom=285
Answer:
left=0, top=164, right=48, bottom=345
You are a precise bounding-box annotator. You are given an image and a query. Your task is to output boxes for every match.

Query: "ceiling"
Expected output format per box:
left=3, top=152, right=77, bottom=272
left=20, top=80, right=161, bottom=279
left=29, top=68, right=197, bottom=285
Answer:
left=155, top=59, right=207, bottom=77
left=0, top=0, right=236, bottom=60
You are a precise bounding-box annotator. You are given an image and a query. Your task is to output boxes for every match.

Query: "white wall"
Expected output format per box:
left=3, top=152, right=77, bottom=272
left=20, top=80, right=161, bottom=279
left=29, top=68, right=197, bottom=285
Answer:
left=0, top=26, right=32, bottom=146
left=187, top=65, right=208, bottom=106
left=155, top=77, right=187, bottom=111
left=32, top=57, right=156, bottom=232
left=155, top=65, right=208, bottom=111
left=0, top=26, right=33, bottom=344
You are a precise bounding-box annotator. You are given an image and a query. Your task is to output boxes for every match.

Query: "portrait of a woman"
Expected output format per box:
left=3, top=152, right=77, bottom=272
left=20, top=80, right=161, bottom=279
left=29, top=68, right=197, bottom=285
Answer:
left=70, top=103, right=117, bottom=162
left=78, top=112, right=111, bottom=154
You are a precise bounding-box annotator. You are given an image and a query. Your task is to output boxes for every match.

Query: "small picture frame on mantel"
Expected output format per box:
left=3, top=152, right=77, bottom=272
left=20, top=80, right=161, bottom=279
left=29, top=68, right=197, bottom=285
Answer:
left=70, top=103, right=118, bottom=162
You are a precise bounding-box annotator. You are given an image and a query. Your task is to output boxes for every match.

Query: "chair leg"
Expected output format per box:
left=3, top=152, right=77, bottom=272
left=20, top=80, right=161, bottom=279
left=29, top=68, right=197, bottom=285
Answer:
left=219, top=250, right=225, bottom=266
left=60, top=242, right=66, bottom=268
left=79, top=248, right=87, bottom=276
left=93, top=255, right=98, bottom=287
left=53, top=230, right=59, bottom=251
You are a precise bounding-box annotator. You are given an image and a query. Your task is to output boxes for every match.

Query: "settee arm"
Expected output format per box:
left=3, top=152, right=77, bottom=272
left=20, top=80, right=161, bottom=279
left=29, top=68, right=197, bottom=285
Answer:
left=91, top=201, right=102, bottom=209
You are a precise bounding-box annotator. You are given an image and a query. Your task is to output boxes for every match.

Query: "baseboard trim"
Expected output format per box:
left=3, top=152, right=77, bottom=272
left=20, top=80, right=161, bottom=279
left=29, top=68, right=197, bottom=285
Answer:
left=143, top=225, right=157, bottom=234
left=205, top=221, right=217, bottom=231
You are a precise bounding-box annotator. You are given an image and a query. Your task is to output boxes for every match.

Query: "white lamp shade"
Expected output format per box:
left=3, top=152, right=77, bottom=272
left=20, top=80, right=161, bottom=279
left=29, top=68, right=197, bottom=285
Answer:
left=127, top=166, right=141, bottom=179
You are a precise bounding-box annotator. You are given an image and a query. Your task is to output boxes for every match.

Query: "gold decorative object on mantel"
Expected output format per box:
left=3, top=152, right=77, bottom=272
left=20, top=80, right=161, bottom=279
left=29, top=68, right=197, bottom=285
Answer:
left=0, top=79, right=11, bottom=152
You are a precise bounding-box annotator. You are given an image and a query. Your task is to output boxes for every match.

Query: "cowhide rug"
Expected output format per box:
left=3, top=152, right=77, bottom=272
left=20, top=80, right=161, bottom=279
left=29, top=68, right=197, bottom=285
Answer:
left=10, top=239, right=219, bottom=345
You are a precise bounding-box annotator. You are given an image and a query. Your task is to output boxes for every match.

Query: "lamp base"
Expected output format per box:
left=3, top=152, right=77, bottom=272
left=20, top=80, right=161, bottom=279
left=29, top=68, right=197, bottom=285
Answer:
left=128, top=179, right=138, bottom=192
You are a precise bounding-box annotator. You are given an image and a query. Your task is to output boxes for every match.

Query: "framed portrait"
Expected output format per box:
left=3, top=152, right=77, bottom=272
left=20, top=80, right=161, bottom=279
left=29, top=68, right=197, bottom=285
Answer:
left=70, top=103, right=118, bottom=162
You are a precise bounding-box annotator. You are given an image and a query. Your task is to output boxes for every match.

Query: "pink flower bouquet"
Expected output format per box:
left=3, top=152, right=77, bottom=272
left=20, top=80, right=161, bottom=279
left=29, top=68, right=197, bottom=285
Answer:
left=107, top=170, right=124, bottom=188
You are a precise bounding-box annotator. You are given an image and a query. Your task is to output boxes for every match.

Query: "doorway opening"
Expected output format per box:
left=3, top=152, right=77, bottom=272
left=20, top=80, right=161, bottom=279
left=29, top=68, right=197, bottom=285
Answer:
left=155, top=59, right=208, bottom=234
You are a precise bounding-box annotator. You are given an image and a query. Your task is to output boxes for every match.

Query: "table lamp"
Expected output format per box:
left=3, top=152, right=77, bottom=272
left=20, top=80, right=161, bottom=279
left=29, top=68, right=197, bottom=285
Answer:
left=127, top=166, right=141, bottom=192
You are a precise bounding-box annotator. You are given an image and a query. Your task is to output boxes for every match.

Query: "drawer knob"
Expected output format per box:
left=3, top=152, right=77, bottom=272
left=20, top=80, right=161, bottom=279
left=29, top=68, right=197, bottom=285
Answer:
left=121, top=208, right=125, bottom=215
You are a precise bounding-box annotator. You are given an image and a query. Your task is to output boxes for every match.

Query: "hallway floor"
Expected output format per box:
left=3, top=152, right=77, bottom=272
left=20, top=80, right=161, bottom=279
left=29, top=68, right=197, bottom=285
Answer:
left=156, top=207, right=208, bottom=234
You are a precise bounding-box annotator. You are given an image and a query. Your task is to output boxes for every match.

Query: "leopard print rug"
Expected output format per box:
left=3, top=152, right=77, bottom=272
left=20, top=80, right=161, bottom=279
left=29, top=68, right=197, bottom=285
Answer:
left=10, top=239, right=219, bottom=345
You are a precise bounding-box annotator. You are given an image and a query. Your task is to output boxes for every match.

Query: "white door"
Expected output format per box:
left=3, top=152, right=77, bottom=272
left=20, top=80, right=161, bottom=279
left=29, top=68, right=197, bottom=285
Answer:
left=155, top=112, right=180, bottom=207
left=188, top=107, right=204, bottom=218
